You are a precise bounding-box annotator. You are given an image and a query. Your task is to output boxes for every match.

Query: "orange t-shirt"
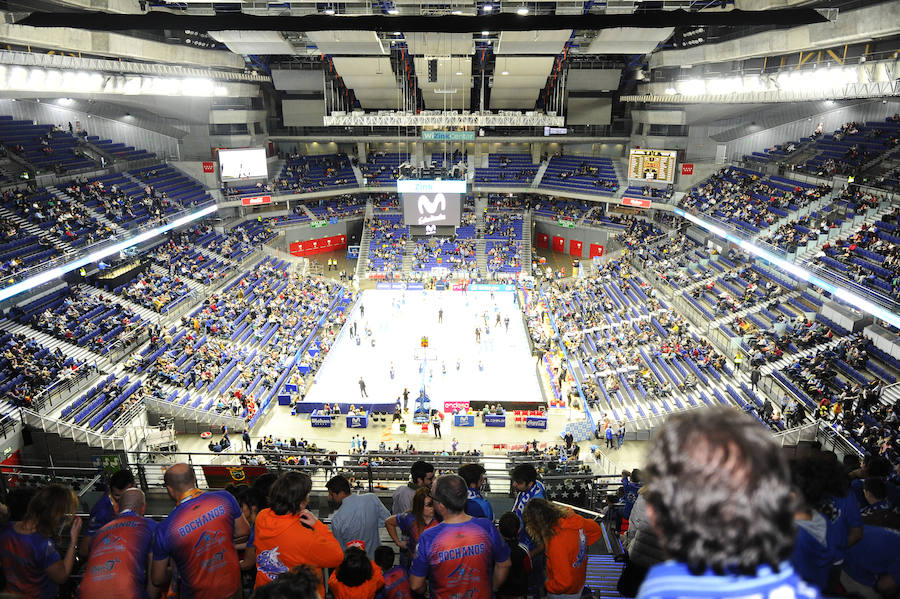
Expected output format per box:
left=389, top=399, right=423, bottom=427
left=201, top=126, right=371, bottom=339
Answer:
left=544, top=511, right=603, bottom=594
left=250, top=509, right=344, bottom=596
left=329, top=562, right=385, bottom=599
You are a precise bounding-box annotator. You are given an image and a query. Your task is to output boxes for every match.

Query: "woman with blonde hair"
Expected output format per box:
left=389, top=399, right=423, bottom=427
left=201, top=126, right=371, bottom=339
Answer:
left=0, top=483, right=82, bottom=599
left=522, top=497, right=602, bottom=599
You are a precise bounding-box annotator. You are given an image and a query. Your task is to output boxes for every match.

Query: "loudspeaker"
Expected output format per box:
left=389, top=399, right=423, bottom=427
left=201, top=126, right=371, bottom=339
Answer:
left=428, top=59, right=438, bottom=83
left=22, top=426, right=33, bottom=446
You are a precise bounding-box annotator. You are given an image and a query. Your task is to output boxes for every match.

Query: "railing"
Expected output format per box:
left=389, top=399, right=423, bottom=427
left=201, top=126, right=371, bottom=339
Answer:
left=18, top=407, right=127, bottom=451
left=30, top=362, right=100, bottom=414
left=144, top=396, right=246, bottom=431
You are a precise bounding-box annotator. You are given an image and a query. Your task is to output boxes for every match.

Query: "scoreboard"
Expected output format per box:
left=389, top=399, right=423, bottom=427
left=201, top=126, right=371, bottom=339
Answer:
left=628, top=149, right=678, bottom=183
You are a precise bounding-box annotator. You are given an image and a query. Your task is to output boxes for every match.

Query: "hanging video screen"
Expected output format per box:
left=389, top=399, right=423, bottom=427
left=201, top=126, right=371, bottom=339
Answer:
left=398, top=180, right=465, bottom=227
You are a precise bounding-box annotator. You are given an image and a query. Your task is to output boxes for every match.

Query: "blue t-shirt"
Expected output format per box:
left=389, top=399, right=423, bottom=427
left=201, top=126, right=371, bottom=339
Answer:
left=851, top=478, right=900, bottom=511
left=0, top=523, right=62, bottom=599
left=843, top=525, right=900, bottom=587
left=513, top=481, right=545, bottom=550
left=637, top=561, right=823, bottom=599
left=622, top=478, right=642, bottom=520
left=790, top=512, right=839, bottom=591
left=411, top=518, right=511, bottom=599
left=466, top=488, right=494, bottom=522
left=152, top=490, right=242, bottom=599
left=820, top=493, right=862, bottom=558
left=85, top=494, right=117, bottom=539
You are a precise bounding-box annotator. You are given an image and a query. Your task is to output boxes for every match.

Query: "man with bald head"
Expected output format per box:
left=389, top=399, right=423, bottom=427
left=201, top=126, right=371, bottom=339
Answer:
left=151, top=463, right=250, bottom=599
left=80, top=487, right=160, bottom=599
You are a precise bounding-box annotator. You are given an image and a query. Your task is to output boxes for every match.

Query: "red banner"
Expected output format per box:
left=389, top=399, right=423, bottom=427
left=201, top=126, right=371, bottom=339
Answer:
left=201, top=465, right=269, bottom=488
left=622, top=197, right=651, bottom=209
left=552, top=236, right=565, bottom=252
left=681, top=163, right=694, bottom=175
left=202, top=161, right=215, bottom=173
left=589, top=243, right=605, bottom=258
left=1, top=449, right=21, bottom=488
left=535, top=233, right=549, bottom=249
left=242, top=195, right=272, bottom=206
left=290, top=234, right=347, bottom=256
left=569, top=239, right=583, bottom=257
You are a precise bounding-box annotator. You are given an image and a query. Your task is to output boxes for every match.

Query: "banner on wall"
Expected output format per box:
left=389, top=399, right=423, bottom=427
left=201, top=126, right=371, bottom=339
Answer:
left=681, top=163, right=694, bottom=175
left=589, top=243, right=605, bottom=258
left=552, top=236, right=565, bottom=252
left=536, top=233, right=549, bottom=249
left=622, top=197, right=651, bottom=209
left=202, top=161, right=215, bottom=173
left=289, top=234, right=347, bottom=256
left=242, top=195, right=272, bottom=206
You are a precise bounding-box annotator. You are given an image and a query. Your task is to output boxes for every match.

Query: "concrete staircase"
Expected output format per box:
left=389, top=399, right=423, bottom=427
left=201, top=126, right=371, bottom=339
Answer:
left=49, top=185, right=121, bottom=234
left=0, top=205, right=68, bottom=251
left=612, top=158, right=627, bottom=188
left=298, top=202, right=317, bottom=220
left=400, top=241, right=415, bottom=278
left=531, top=159, right=549, bottom=187
left=355, top=201, right=374, bottom=282
left=77, top=283, right=161, bottom=323
left=352, top=164, right=366, bottom=187
left=0, top=317, right=104, bottom=366
left=521, top=210, right=533, bottom=274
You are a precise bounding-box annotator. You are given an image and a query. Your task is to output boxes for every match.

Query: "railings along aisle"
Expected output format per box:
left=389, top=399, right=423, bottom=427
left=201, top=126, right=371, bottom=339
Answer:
left=537, top=285, right=595, bottom=435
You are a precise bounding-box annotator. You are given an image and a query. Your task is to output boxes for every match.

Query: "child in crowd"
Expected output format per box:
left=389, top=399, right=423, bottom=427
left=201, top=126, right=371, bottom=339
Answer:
left=374, top=546, right=411, bottom=599
left=329, top=544, right=385, bottom=599
left=496, top=512, right=532, bottom=599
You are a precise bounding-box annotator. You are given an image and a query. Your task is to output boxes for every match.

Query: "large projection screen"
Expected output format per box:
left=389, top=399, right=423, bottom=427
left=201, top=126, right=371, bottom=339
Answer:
left=398, top=180, right=465, bottom=227
left=218, top=148, right=268, bottom=181
left=627, top=149, right=677, bottom=183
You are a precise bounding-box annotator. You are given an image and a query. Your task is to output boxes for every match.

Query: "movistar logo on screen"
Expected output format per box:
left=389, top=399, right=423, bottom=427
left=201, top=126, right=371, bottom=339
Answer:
left=418, top=194, right=447, bottom=224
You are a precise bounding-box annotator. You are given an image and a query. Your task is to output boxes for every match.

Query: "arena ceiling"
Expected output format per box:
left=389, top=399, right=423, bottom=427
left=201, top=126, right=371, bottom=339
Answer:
left=5, top=1, right=862, bottom=112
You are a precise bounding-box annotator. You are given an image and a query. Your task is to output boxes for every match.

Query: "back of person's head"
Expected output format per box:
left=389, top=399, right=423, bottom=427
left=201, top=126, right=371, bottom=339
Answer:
left=630, top=468, right=642, bottom=484
left=790, top=455, right=832, bottom=509
left=643, top=408, right=794, bottom=576
left=5, top=487, right=36, bottom=521
left=269, top=472, right=312, bottom=516
left=336, top=547, right=374, bottom=587
left=863, top=477, right=888, bottom=502
left=253, top=472, right=279, bottom=498
left=498, top=511, right=521, bottom=541
left=25, top=483, right=79, bottom=536
left=522, top=498, right=567, bottom=546
left=109, top=469, right=135, bottom=493
left=432, top=474, right=468, bottom=514
left=510, top=464, right=537, bottom=485
left=117, top=488, right=146, bottom=514
left=250, top=565, right=321, bottom=599
left=458, top=463, right=486, bottom=487
left=238, top=485, right=268, bottom=515
left=374, top=546, right=395, bottom=571
left=842, top=454, right=861, bottom=472
left=864, top=455, right=891, bottom=478
left=163, top=463, right=197, bottom=495
left=410, top=460, right=434, bottom=485
left=326, top=475, right=352, bottom=496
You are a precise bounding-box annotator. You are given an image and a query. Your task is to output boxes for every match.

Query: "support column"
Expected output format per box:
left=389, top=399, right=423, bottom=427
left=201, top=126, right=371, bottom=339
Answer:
left=357, top=142, right=367, bottom=164
left=531, top=142, right=543, bottom=164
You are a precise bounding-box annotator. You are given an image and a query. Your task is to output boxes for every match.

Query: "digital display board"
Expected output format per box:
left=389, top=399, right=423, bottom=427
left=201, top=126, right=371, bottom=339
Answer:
left=628, top=149, right=677, bottom=183
left=398, top=180, right=465, bottom=227
left=218, top=148, right=268, bottom=181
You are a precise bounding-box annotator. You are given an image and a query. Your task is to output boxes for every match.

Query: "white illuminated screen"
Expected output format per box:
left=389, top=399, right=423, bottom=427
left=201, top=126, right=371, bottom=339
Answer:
left=398, top=180, right=465, bottom=227
left=218, top=148, right=268, bottom=181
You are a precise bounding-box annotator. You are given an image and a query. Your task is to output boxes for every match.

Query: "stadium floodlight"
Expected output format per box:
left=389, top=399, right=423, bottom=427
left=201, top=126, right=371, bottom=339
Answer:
left=0, top=204, right=217, bottom=304
left=516, top=6, right=529, bottom=15
left=675, top=208, right=900, bottom=329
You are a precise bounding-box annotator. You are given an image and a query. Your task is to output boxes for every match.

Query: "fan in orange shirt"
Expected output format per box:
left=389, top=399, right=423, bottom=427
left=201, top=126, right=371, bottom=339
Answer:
left=329, top=545, right=385, bottom=599
left=523, top=498, right=603, bottom=599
